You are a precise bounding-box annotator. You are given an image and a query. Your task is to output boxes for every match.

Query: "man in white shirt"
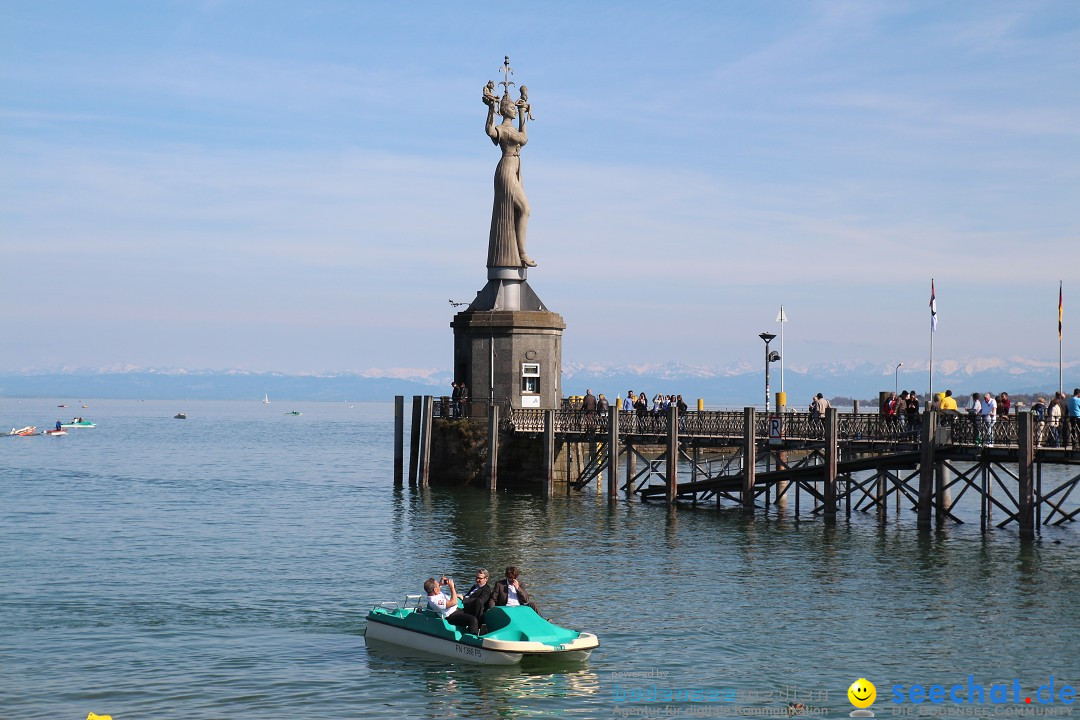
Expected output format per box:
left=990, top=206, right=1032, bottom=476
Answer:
left=490, top=566, right=542, bottom=617
left=424, top=576, right=479, bottom=635
left=980, top=393, right=997, bottom=446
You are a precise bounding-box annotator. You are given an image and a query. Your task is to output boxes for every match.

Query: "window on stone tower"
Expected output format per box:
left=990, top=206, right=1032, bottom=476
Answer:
left=521, top=363, right=540, bottom=394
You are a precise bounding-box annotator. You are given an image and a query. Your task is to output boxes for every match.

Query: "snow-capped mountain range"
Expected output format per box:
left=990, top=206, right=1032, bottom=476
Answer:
left=1, top=357, right=1074, bottom=404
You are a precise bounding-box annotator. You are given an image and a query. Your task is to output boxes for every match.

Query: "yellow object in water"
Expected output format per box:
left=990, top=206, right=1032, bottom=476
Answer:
left=88, top=713, right=113, bottom=720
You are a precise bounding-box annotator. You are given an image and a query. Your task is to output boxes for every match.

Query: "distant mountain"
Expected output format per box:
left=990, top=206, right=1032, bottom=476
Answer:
left=0, top=368, right=450, bottom=402
left=0, top=357, right=1073, bottom=405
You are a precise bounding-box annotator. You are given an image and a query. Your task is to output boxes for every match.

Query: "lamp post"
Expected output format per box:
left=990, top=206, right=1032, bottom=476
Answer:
left=759, top=332, right=780, bottom=415
left=894, top=362, right=903, bottom=396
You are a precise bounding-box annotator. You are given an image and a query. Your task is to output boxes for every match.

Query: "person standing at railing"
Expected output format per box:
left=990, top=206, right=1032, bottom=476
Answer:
left=582, top=389, right=597, bottom=433
left=1048, top=392, right=1065, bottom=447
left=997, top=391, right=1011, bottom=418
left=1068, top=388, right=1080, bottom=449
left=980, top=393, right=997, bottom=446
left=940, top=390, right=958, bottom=412
left=596, top=393, right=609, bottom=432
left=458, top=384, right=469, bottom=419
left=811, top=393, right=830, bottom=437
left=451, top=382, right=461, bottom=418
left=906, top=391, right=921, bottom=430
left=1032, top=398, right=1048, bottom=446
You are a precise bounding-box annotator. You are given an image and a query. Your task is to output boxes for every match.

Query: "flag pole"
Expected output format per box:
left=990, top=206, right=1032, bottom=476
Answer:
left=1059, top=281, right=1064, bottom=395
left=929, top=279, right=937, bottom=402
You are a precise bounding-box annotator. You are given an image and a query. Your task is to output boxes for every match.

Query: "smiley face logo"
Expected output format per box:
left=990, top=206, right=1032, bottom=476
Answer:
left=848, top=678, right=876, bottom=709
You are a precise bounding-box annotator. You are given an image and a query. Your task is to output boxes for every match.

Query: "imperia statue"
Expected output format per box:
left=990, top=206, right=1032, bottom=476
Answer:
left=483, top=56, right=536, bottom=268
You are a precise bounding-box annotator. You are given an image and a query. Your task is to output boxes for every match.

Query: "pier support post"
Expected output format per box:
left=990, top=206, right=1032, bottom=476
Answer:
left=666, top=405, right=678, bottom=503
left=543, top=409, right=555, bottom=496
left=408, top=395, right=422, bottom=487
left=394, top=395, right=404, bottom=486
left=419, top=396, right=433, bottom=488
left=625, top=441, right=635, bottom=497
left=917, top=411, right=937, bottom=530
left=742, top=407, right=756, bottom=510
left=486, top=404, right=499, bottom=491
left=607, top=406, right=620, bottom=500
left=823, top=408, right=838, bottom=522
left=1018, top=411, right=1035, bottom=538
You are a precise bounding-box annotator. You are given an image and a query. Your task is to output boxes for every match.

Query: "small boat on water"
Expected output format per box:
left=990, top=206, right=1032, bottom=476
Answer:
left=285, top=410, right=302, bottom=416
left=365, top=595, right=598, bottom=665
left=45, top=429, right=67, bottom=436
left=61, top=419, right=96, bottom=429
left=174, top=413, right=187, bottom=419
left=10, top=426, right=37, bottom=436
left=263, top=393, right=270, bottom=404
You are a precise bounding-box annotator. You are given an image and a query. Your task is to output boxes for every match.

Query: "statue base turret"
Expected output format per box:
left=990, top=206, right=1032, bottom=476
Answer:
left=467, top=267, right=549, bottom=313
left=452, top=266, right=564, bottom=411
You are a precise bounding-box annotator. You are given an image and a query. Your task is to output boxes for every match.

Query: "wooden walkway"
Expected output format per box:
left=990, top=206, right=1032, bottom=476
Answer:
left=397, top=397, right=1080, bottom=537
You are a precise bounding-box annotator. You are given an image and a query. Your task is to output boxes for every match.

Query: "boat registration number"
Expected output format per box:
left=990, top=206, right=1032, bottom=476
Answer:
left=455, top=644, right=482, bottom=659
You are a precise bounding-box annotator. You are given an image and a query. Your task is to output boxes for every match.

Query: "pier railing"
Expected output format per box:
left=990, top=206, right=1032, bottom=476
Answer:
left=498, top=408, right=1064, bottom=449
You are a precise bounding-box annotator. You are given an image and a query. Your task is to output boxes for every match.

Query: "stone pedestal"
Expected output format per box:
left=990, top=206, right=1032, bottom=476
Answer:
left=452, top=309, right=565, bottom=412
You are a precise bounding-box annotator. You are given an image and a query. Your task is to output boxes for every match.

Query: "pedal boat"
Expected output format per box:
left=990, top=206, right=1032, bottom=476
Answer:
left=60, top=420, right=96, bottom=428
left=365, top=594, right=598, bottom=665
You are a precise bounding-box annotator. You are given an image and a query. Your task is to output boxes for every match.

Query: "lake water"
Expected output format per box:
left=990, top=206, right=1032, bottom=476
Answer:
left=2, top=399, right=1078, bottom=719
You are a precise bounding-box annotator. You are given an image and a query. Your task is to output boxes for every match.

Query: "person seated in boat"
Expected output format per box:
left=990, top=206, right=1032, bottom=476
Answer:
left=461, top=568, right=494, bottom=621
left=424, top=576, right=479, bottom=635
left=488, top=566, right=542, bottom=617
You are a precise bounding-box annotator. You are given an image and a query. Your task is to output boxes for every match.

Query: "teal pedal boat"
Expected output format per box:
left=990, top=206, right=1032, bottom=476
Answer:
left=365, top=594, right=598, bottom=665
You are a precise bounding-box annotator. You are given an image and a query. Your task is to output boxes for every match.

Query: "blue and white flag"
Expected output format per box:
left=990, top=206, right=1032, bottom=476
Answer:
left=930, top=280, right=937, bottom=333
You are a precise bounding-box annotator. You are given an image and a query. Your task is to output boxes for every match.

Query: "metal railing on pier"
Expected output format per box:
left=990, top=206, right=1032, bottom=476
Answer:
left=497, top=408, right=1071, bottom=450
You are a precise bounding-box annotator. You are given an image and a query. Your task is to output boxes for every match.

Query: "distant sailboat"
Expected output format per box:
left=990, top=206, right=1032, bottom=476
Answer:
left=263, top=393, right=270, bottom=404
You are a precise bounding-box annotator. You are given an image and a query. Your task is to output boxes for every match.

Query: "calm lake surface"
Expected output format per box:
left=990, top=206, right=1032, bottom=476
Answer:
left=2, top=399, right=1078, bottom=719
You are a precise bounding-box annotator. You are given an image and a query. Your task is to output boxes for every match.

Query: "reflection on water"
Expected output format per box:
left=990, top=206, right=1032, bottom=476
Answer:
left=365, top=637, right=601, bottom=718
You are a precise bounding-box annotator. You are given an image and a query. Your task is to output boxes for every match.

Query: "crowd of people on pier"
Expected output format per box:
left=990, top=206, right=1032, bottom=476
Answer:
left=563, top=386, right=1080, bottom=448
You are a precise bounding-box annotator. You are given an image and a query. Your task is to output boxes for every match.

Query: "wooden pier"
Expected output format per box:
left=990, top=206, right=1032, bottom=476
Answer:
left=397, top=397, right=1080, bottom=537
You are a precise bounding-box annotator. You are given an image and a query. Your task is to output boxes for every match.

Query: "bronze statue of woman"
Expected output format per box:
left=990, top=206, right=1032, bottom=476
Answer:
left=484, top=89, right=535, bottom=268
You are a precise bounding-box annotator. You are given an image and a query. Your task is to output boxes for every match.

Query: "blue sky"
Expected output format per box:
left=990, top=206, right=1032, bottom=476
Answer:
left=2, top=1, right=1078, bottom=381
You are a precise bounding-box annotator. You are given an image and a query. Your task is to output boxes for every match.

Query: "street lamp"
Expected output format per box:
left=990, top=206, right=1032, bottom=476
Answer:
left=894, top=362, right=903, bottom=396
left=759, top=332, right=781, bottom=415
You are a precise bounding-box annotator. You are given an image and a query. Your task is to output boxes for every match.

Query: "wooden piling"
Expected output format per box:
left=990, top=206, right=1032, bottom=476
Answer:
left=419, top=395, right=433, bottom=488
left=394, top=395, right=404, bottom=486
left=823, top=408, right=838, bottom=521
left=408, top=395, right=422, bottom=487
left=607, top=406, right=619, bottom=500
left=742, top=407, right=756, bottom=509
left=917, top=411, right=937, bottom=529
left=625, top=441, right=635, bottom=497
left=1017, top=411, right=1035, bottom=537
left=543, top=409, right=555, bottom=496
left=486, top=404, right=499, bottom=491
left=666, top=405, right=678, bottom=503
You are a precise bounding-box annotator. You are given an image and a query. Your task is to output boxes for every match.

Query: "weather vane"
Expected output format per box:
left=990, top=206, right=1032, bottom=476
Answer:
left=498, top=55, right=515, bottom=95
